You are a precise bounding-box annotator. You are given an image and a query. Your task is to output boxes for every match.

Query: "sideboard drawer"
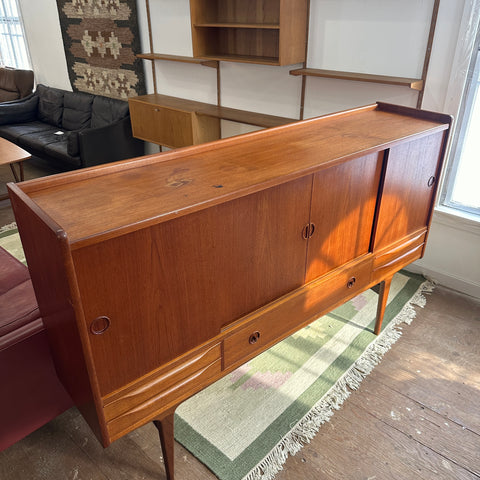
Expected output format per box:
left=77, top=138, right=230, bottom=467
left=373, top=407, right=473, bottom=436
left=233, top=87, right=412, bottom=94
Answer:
left=223, top=256, right=373, bottom=370
left=372, top=230, right=426, bottom=283
left=103, top=342, right=221, bottom=442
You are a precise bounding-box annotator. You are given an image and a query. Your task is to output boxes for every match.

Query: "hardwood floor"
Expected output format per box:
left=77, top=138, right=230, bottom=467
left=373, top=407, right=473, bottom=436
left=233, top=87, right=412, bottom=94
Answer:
left=0, top=284, right=478, bottom=479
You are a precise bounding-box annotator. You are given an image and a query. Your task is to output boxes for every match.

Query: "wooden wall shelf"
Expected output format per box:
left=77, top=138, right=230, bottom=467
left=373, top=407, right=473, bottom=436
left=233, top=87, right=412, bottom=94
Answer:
left=193, top=53, right=281, bottom=66
left=194, top=23, right=280, bottom=29
left=196, top=104, right=295, bottom=128
left=137, top=53, right=218, bottom=68
left=290, top=68, right=424, bottom=91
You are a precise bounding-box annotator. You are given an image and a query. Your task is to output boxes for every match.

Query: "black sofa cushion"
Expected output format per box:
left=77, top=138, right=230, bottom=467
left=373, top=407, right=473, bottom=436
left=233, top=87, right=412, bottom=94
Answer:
left=44, top=140, right=81, bottom=168
left=66, top=131, right=79, bottom=156
left=37, top=84, right=64, bottom=127
left=0, top=120, right=54, bottom=143
left=62, top=91, right=94, bottom=131
left=91, top=95, right=129, bottom=128
left=0, top=95, right=38, bottom=125
left=17, top=129, right=64, bottom=153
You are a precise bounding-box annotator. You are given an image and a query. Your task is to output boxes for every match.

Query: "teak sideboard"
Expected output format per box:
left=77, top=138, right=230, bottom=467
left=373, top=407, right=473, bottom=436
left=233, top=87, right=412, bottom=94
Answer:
left=8, top=102, right=451, bottom=479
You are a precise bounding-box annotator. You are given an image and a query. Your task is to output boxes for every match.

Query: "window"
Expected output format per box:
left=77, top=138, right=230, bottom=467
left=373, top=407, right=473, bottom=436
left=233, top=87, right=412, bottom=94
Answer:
left=441, top=39, right=480, bottom=217
left=0, top=0, right=30, bottom=69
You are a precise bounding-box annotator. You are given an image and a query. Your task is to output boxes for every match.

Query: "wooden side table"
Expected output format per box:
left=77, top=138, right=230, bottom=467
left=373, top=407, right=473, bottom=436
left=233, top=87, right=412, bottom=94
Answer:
left=0, top=138, right=31, bottom=200
left=0, top=137, right=31, bottom=183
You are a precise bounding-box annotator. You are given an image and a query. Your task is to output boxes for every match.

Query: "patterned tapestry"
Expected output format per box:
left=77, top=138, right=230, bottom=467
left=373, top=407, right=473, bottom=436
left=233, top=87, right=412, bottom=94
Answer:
left=56, top=0, right=146, bottom=99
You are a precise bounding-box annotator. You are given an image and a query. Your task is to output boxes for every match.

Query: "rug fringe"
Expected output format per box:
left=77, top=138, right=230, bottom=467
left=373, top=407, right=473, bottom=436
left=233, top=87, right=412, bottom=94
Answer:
left=0, top=222, right=17, bottom=233
left=243, top=278, right=434, bottom=480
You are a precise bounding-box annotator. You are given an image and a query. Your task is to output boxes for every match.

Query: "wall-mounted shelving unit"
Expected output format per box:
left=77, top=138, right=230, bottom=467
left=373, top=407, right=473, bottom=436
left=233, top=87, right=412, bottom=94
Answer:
left=133, top=0, right=304, bottom=147
left=189, top=0, right=308, bottom=66
left=134, top=0, right=441, bottom=145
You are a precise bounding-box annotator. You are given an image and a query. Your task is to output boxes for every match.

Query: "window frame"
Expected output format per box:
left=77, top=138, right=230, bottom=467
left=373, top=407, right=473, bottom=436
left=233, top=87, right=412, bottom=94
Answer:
left=440, top=25, right=480, bottom=217
left=0, top=0, right=31, bottom=70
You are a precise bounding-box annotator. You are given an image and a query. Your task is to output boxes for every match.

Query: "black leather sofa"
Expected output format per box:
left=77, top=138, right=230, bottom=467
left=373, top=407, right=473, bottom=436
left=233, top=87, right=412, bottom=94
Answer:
left=0, top=84, right=144, bottom=170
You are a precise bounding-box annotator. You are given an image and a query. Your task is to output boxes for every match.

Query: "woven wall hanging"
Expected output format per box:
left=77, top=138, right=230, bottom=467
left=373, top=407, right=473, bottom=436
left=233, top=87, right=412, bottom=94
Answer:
left=56, top=0, right=146, bottom=99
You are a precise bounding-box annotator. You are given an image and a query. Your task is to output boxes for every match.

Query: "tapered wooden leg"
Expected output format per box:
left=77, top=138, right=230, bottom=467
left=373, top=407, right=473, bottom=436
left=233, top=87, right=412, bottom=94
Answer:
left=374, top=276, right=393, bottom=335
left=9, top=161, right=24, bottom=183
left=153, top=411, right=175, bottom=480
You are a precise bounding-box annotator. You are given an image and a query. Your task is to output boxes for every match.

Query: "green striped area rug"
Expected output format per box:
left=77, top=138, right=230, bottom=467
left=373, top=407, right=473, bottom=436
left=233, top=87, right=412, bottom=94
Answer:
left=175, top=268, right=432, bottom=480
left=0, top=223, right=432, bottom=480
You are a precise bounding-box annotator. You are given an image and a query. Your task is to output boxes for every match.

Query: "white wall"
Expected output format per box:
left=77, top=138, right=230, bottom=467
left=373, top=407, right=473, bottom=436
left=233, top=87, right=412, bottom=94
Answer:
left=17, top=0, right=480, bottom=298
left=412, top=209, right=480, bottom=298
left=408, top=0, right=480, bottom=299
left=18, top=0, right=70, bottom=90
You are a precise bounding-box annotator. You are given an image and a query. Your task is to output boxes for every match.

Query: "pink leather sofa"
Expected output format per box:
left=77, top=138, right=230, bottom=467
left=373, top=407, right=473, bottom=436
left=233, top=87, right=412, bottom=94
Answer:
left=0, top=246, right=72, bottom=451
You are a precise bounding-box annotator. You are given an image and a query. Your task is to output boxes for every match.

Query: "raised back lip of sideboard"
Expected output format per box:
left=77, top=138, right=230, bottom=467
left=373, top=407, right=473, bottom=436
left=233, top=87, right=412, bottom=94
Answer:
left=8, top=102, right=451, bottom=251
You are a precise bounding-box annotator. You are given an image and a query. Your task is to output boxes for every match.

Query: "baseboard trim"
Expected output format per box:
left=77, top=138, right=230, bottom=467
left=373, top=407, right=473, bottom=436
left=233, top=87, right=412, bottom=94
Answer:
left=405, top=264, right=480, bottom=300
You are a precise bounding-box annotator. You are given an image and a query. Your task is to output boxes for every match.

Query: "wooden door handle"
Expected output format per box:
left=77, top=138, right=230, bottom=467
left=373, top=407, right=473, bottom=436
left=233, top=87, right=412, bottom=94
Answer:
left=302, top=223, right=315, bottom=239
left=302, top=224, right=309, bottom=239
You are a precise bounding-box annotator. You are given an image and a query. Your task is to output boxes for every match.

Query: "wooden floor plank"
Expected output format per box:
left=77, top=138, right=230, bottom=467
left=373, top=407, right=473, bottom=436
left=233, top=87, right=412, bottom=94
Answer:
left=0, top=411, right=108, bottom=480
left=372, top=286, right=480, bottom=433
left=372, top=360, right=480, bottom=433
left=349, top=378, right=480, bottom=476
left=276, top=396, right=477, bottom=480
left=132, top=422, right=213, bottom=480
left=62, top=409, right=167, bottom=480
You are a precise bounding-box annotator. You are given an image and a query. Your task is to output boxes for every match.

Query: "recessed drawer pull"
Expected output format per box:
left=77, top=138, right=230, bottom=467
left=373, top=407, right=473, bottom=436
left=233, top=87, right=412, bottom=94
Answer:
left=346, top=277, right=356, bottom=289
left=249, top=331, right=261, bottom=344
left=90, top=316, right=111, bottom=335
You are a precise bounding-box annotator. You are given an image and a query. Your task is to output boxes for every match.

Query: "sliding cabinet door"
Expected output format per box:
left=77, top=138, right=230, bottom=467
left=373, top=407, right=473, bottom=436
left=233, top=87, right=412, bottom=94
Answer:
left=373, top=132, right=445, bottom=251
left=305, top=152, right=384, bottom=282
left=71, top=176, right=312, bottom=395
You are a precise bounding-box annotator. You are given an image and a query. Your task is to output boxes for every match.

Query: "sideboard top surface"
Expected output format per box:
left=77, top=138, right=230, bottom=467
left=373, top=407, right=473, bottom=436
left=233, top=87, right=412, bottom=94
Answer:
left=10, top=103, right=450, bottom=248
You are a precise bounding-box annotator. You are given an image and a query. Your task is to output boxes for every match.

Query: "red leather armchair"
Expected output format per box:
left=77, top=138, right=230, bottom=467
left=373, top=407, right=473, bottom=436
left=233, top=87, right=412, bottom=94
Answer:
left=0, top=246, right=72, bottom=451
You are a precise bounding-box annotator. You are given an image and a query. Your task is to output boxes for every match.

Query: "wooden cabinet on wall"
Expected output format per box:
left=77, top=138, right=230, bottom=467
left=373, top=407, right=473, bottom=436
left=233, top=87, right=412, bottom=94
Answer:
left=128, top=94, right=221, bottom=148
left=128, top=93, right=296, bottom=148
left=189, top=0, right=308, bottom=65
left=8, top=102, right=451, bottom=480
